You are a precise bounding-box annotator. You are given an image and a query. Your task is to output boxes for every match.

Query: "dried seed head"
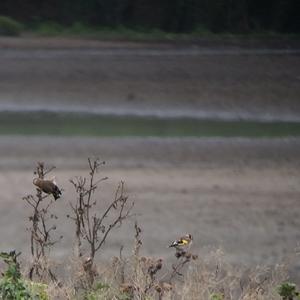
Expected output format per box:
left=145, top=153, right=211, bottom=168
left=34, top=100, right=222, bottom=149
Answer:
left=162, top=282, right=173, bottom=292
left=156, top=258, right=163, bottom=270
left=155, top=284, right=162, bottom=293
left=140, top=256, right=147, bottom=263
left=120, top=283, right=134, bottom=294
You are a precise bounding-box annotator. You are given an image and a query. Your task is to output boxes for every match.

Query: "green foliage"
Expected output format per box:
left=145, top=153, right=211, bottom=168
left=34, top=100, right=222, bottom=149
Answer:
left=34, top=21, right=64, bottom=36
left=84, top=282, right=131, bottom=300
left=210, top=293, right=224, bottom=300
left=31, top=21, right=175, bottom=40
left=1, top=0, right=299, bottom=34
left=0, top=251, right=49, bottom=300
left=192, top=25, right=213, bottom=36
left=277, top=282, right=300, bottom=300
left=118, top=294, right=133, bottom=300
left=27, top=281, right=49, bottom=300
left=34, top=21, right=98, bottom=37
left=0, top=16, right=23, bottom=36
left=0, top=251, right=31, bottom=300
left=85, top=281, right=109, bottom=299
left=66, top=22, right=95, bottom=35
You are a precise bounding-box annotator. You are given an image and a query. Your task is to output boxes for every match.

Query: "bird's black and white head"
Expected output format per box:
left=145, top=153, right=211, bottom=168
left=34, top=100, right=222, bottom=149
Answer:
left=185, top=234, right=193, bottom=241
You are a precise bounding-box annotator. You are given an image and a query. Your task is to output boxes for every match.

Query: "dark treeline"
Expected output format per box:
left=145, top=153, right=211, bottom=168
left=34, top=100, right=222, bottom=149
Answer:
left=0, top=0, right=299, bottom=33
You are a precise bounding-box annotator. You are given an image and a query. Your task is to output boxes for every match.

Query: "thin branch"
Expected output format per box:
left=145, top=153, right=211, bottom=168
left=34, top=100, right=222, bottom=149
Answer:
left=43, top=166, right=56, bottom=176
left=95, top=200, right=134, bottom=252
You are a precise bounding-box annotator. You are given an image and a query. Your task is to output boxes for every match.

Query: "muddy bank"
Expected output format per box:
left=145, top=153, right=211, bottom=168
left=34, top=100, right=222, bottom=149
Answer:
left=0, top=37, right=299, bottom=121
left=0, top=37, right=299, bottom=280
left=0, top=136, right=300, bottom=169
left=0, top=137, right=299, bottom=280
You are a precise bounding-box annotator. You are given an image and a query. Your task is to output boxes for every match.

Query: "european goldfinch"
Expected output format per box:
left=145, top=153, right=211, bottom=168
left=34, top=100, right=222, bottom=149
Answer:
left=169, top=234, right=193, bottom=250
left=33, top=177, right=62, bottom=200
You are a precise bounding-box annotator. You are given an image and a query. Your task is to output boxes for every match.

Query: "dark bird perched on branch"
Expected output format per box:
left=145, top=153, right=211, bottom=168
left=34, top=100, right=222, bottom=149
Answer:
left=33, top=178, right=62, bottom=200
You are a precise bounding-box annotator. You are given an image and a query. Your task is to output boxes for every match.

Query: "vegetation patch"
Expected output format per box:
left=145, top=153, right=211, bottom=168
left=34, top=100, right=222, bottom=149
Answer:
left=0, top=160, right=299, bottom=299
left=0, top=16, right=23, bottom=36
left=0, top=111, right=300, bottom=138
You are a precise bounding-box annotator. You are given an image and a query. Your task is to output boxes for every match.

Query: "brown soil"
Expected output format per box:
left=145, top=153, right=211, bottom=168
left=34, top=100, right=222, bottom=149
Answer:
left=0, top=37, right=300, bottom=119
left=0, top=137, right=300, bottom=277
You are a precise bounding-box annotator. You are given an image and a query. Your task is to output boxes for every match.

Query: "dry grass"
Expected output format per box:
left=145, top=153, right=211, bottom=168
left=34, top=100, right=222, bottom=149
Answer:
left=180, top=249, right=288, bottom=300
left=35, top=224, right=298, bottom=300
left=1, top=159, right=299, bottom=300
left=38, top=245, right=298, bottom=300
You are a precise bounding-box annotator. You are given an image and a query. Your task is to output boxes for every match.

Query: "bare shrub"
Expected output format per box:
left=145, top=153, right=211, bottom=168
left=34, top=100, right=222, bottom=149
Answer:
left=113, top=222, right=167, bottom=299
left=106, top=222, right=197, bottom=300
left=23, top=162, right=62, bottom=283
left=68, top=158, right=134, bottom=288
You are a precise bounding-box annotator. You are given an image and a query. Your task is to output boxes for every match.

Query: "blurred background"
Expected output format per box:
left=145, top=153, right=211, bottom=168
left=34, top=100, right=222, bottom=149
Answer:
left=0, top=0, right=300, bottom=281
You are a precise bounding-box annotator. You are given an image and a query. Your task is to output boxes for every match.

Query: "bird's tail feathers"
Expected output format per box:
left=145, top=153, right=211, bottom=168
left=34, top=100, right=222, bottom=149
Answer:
left=53, top=185, right=62, bottom=200
left=169, top=241, right=179, bottom=248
